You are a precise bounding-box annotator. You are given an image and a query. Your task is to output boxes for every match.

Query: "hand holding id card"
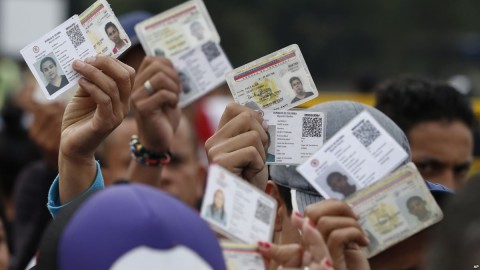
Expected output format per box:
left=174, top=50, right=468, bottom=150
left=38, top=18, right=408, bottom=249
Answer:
left=201, top=165, right=277, bottom=244
left=20, top=0, right=130, bottom=100
left=135, top=0, right=232, bottom=108
left=345, top=163, right=443, bottom=257
left=226, top=44, right=318, bottom=110
left=263, top=110, right=324, bottom=165
left=296, top=111, right=408, bottom=200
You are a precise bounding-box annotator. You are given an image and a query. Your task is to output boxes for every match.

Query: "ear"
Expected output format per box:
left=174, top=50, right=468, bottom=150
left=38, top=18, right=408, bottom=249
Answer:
left=265, top=180, right=286, bottom=232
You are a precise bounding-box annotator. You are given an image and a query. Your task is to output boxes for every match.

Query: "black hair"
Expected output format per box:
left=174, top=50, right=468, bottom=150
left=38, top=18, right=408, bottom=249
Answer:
left=210, top=189, right=225, bottom=220
left=375, top=76, right=475, bottom=136
left=406, top=195, right=425, bottom=209
left=276, top=184, right=293, bottom=215
left=104, top=22, right=118, bottom=35
left=40, top=57, right=56, bottom=71
left=326, top=171, right=345, bottom=186
left=289, top=76, right=301, bottom=86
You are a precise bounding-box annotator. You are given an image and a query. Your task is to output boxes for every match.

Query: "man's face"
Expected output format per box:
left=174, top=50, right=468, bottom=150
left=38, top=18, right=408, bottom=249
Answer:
left=409, top=120, right=473, bottom=190
left=329, top=174, right=349, bottom=194
left=106, top=26, right=120, bottom=43
left=407, top=198, right=428, bottom=219
left=158, top=118, right=205, bottom=208
left=291, top=79, right=304, bottom=95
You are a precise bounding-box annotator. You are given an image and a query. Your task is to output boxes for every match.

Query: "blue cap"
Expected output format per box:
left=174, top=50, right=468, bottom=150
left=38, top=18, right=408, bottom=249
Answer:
left=118, top=11, right=153, bottom=46
left=37, top=184, right=226, bottom=270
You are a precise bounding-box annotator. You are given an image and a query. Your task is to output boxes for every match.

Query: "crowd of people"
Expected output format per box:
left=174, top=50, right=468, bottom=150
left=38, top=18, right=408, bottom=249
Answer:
left=0, top=8, right=478, bottom=270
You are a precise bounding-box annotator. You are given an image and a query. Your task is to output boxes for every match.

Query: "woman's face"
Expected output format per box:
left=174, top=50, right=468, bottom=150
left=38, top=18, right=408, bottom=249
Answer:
left=214, top=190, right=224, bottom=209
left=41, top=60, right=57, bottom=82
left=106, top=26, right=120, bottom=44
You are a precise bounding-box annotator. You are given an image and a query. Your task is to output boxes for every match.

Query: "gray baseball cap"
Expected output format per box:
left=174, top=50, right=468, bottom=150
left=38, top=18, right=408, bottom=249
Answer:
left=269, top=101, right=412, bottom=214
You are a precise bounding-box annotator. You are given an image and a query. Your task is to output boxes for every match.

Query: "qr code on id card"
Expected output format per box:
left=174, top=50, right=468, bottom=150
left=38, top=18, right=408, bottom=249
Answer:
left=352, top=119, right=380, bottom=148
left=66, top=23, right=86, bottom=49
left=302, top=116, right=322, bottom=137
left=255, top=200, right=273, bottom=225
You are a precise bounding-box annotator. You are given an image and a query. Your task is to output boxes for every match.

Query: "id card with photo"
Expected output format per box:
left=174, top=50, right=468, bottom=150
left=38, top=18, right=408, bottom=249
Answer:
left=296, top=111, right=409, bottom=200
left=226, top=44, right=318, bottom=111
left=345, top=163, right=443, bottom=258
left=20, top=0, right=129, bottom=100
left=134, top=0, right=220, bottom=58
left=263, top=110, right=324, bottom=165
left=221, top=241, right=265, bottom=270
left=80, top=0, right=131, bottom=57
left=201, top=165, right=277, bottom=244
left=20, top=16, right=96, bottom=100
left=173, top=41, right=232, bottom=108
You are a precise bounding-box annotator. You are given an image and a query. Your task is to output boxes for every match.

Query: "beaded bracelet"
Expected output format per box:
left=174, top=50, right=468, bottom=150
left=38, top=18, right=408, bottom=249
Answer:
left=130, top=135, right=171, bottom=166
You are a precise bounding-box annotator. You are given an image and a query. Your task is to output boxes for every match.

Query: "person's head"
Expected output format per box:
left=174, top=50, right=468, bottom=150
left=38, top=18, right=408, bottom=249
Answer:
left=326, top=172, right=354, bottom=197
left=375, top=76, right=475, bottom=190
left=105, top=22, right=121, bottom=44
left=406, top=196, right=429, bottom=220
left=97, top=117, right=137, bottom=185
left=190, top=21, right=204, bottom=40
left=36, top=184, right=226, bottom=270
left=289, top=76, right=304, bottom=95
left=40, top=57, right=58, bottom=83
left=179, top=72, right=191, bottom=95
left=157, top=116, right=206, bottom=209
left=267, top=101, right=411, bottom=244
left=213, top=189, right=225, bottom=209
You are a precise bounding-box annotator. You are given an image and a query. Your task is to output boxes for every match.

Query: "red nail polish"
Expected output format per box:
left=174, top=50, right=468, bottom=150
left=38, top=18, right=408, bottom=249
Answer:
left=264, top=242, right=270, bottom=249
left=308, top=219, right=315, bottom=227
left=258, top=241, right=265, bottom=247
left=325, top=258, right=332, bottom=267
left=294, top=212, right=303, bottom=218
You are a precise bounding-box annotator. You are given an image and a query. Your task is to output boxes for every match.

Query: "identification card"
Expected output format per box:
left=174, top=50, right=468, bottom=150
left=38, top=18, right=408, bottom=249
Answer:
left=173, top=41, right=232, bottom=108
left=221, top=241, right=266, bottom=270
left=135, top=0, right=232, bottom=108
left=201, top=165, right=277, bottom=244
left=296, top=111, right=408, bottom=200
left=263, top=110, right=324, bottom=165
left=20, top=0, right=129, bottom=100
left=80, top=0, right=131, bottom=57
left=20, top=16, right=96, bottom=100
left=134, top=0, right=220, bottom=58
left=226, top=44, right=318, bottom=111
left=345, top=163, right=443, bottom=258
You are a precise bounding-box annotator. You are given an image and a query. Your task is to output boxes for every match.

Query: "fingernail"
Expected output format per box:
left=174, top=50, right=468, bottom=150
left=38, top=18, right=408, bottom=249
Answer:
left=294, top=211, right=303, bottom=218
left=364, top=236, right=370, bottom=244
left=73, top=60, right=85, bottom=68
left=85, top=56, right=96, bottom=64
left=308, top=219, right=315, bottom=228
left=324, top=258, right=332, bottom=268
left=262, top=120, right=268, bottom=130
left=257, top=241, right=270, bottom=250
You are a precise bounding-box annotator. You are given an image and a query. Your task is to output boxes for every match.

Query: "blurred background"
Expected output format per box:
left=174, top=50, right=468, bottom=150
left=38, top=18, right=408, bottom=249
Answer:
left=2, top=0, right=480, bottom=96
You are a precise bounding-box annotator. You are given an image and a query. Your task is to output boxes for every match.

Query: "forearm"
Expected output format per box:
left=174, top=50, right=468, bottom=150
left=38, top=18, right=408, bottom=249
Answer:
left=58, top=150, right=97, bottom=204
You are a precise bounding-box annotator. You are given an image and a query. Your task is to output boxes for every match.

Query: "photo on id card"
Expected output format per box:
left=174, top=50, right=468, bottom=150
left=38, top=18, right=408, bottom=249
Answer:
left=345, top=163, right=443, bottom=257
left=226, top=44, right=318, bottom=111
left=201, top=165, right=277, bottom=244
left=80, top=0, right=131, bottom=58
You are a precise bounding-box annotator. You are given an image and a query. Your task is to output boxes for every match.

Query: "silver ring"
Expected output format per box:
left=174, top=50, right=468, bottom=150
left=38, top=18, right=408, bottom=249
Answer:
left=143, top=80, right=154, bottom=94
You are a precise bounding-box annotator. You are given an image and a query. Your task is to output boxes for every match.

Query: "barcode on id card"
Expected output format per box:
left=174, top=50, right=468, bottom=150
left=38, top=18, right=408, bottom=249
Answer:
left=66, top=23, right=86, bottom=49
left=352, top=119, right=380, bottom=147
left=302, top=115, right=322, bottom=137
left=255, top=200, right=273, bottom=225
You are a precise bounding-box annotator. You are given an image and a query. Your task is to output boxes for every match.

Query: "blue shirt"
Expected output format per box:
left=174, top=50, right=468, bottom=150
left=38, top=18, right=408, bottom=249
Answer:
left=47, top=161, right=105, bottom=218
